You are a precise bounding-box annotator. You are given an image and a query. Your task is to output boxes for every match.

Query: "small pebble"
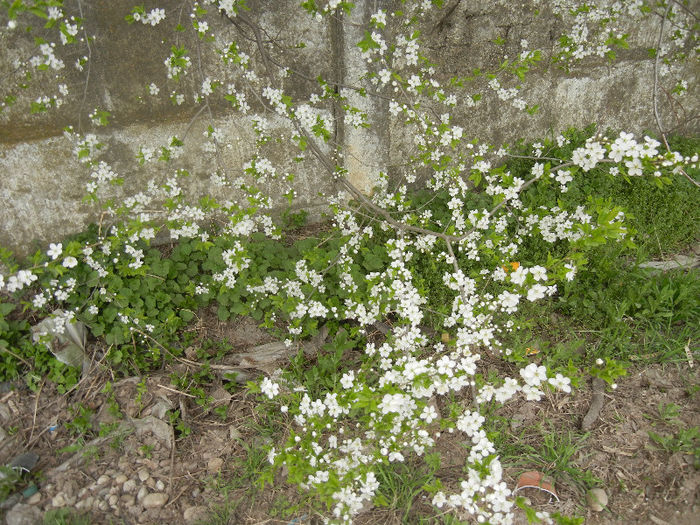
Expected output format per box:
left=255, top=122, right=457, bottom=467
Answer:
left=51, top=493, right=66, bottom=508
left=138, top=469, right=150, bottom=482
left=115, top=474, right=128, bottom=484
left=155, top=479, right=165, bottom=491
left=586, top=488, right=609, bottom=512
left=97, top=474, right=110, bottom=486
left=136, top=486, right=149, bottom=502
left=184, top=505, right=209, bottom=523
left=123, top=479, right=137, bottom=493
left=142, top=492, right=168, bottom=509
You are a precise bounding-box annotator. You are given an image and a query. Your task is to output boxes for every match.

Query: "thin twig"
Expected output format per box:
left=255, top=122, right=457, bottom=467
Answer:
left=156, top=384, right=196, bottom=398
left=168, top=424, right=176, bottom=498
left=444, top=239, right=480, bottom=409
left=27, top=379, right=44, bottom=445
left=652, top=4, right=672, bottom=152
left=182, top=104, right=208, bottom=141
left=0, top=346, right=32, bottom=367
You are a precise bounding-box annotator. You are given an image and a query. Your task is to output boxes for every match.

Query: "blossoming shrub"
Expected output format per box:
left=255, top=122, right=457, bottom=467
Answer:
left=1, top=1, right=699, bottom=523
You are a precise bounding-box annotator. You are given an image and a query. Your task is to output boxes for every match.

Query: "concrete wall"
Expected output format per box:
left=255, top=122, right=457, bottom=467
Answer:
left=1, top=0, right=697, bottom=256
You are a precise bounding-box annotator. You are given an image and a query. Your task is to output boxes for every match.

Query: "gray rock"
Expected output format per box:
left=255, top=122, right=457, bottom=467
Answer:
left=639, top=255, right=698, bottom=272
left=5, top=503, right=42, bottom=525
left=122, top=479, right=137, bottom=493
left=133, top=416, right=173, bottom=449
left=183, top=505, right=210, bottom=523
left=114, top=474, right=129, bottom=485
left=97, top=474, right=110, bottom=485
left=136, top=486, right=149, bottom=502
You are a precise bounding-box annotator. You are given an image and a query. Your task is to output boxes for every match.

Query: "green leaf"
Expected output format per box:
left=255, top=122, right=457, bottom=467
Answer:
left=217, top=305, right=230, bottom=321
left=29, top=7, right=48, bottom=19
left=357, top=30, right=379, bottom=52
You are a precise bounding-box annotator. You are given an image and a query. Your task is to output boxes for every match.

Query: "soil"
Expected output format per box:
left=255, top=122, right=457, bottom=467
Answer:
left=0, top=314, right=698, bottom=525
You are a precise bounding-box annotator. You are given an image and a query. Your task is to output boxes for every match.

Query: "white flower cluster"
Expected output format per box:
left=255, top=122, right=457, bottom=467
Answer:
left=133, top=8, right=166, bottom=26
left=86, top=161, right=118, bottom=193
left=212, top=241, right=250, bottom=288
left=571, top=140, right=606, bottom=171
left=5, top=270, right=37, bottom=293
left=164, top=49, right=191, bottom=79
left=262, top=86, right=288, bottom=115
left=30, top=42, right=64, bottom=70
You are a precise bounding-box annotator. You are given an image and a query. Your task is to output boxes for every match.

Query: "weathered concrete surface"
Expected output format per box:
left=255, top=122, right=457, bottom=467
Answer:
left=0, top=1, right=336, bottom=256
left=417, top=0, right=699, bottom=144
left=340, top=0, right=391, bottom=195
left=0, top=1, right=333, bottom=143
left=0, top=110, right=334, bottom=255
left=0, top=0, right=698, bottom=256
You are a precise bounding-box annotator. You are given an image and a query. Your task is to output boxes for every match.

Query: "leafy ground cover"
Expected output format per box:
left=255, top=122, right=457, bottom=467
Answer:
left=0, top=130, right=698, bottom=524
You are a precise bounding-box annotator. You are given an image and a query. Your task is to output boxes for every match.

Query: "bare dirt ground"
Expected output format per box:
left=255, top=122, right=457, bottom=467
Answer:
left=0, top=315, right=697, bottom=524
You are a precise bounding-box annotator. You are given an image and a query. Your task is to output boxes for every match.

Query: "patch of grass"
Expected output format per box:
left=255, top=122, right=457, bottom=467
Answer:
left=648, top=427, right=700, bottom=467
left=286, top=328, right=362, bottom=398
left=193, top=499, right=242, bottom=525
left=65, top=403, right=94, bottom=437
left=42, top=509, right=93, bottom=525
left=496, top=130, right=700, bottom=373
left=513, top=428, right=600, bottom=496
left=0, top=466, right=22, bottom=503
left=374, top=454, right=441, bottom=523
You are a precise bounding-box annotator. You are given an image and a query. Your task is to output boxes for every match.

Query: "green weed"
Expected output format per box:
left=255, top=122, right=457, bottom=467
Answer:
left=648, top=427, right=700, bottom=467
left=374, top=454, right=441, bottom=523
left=42, top=509, right=93, bottom=525
left=516, top=429, right=600, bottom=496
